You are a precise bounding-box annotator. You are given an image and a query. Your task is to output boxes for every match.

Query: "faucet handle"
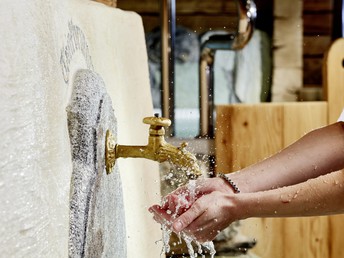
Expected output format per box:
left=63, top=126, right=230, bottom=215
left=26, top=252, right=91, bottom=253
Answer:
left=143, top=116, right=171, bottom=128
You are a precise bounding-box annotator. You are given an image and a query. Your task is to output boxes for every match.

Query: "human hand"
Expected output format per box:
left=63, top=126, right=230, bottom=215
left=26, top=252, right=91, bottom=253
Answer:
left=150, top=177, right=236, bottom=217
left=148, top=180, right=197, bottom=227
left=149, top=176, right=239, bottom=241
left=150, top=190, right=240, bottom=242
left=168, top=191, right=239, bottom=242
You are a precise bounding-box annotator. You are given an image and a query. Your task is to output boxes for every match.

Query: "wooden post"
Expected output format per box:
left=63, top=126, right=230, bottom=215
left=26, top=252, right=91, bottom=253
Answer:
left=272, top=0, right=303, bottom=101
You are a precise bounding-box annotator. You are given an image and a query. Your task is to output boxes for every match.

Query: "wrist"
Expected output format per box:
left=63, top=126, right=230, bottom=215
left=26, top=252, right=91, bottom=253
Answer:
left=225, top=171, right=252, bottom=193
left=233, top=193, right=254, bottom=220
left=222, top=192, right=251, bottom=221
left=217, top=173, right=241, bottom=194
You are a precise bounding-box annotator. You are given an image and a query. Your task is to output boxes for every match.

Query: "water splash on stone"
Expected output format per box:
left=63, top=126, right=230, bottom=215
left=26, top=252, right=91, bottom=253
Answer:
left=66, top=69, right=126, bottom=257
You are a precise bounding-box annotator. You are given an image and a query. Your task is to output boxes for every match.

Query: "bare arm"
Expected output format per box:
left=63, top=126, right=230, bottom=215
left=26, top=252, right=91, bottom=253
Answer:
left=240, top=170, right=344, bottom=218
left=230, top=122, right=344, bottom=193
left=166, top=169, right=344, bottom=242
left=149, top=122, right=344, bottom=242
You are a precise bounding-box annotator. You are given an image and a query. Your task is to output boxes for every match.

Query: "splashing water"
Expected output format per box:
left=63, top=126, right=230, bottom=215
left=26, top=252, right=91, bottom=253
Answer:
left=160, top=180, right=216, bottom=258
left=161, top=222, right=216, bottom=258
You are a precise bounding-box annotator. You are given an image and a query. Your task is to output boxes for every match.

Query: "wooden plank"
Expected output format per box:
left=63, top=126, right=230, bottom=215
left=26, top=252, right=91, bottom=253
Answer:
left=273, top=0, right=303, bottom=101
left=241, top=217, right=284, bottom=257
left=303, top=36, right=332, bottom=56
left=117, top=0, right=237, bottom=14
left=117, top=0, right=160, bottom=13
left=216, top=102, right=328, bottom=258
left=302, top=36, right=332, bottom=88
left=329, top=214, right=344, bottom=258
left=177, top=1, right=236, bottom=14
left=93, top=0, right=117, bottom=7
left=303, top=57, right=324, bottom=85
left=119, top=0, right=273, bottom=35
left=284, top=217, right=330, bottom=258
left=243, top=216, right=330, bottom=258
left=303, top=13, right=333, bottom=35
left=303, top=0, right=334, bottom=12
left=215, top=102, right=327, bottom=172
left=275, top=0, right=302, bottom=18
left=272, top=68, right=302, bottom=102
left=176, top=14, right=238, bottom=33
left=274, top=19, right=303, bottom=68
left=282, top=102, right=327, bottom=146
left=215, top=103, right=283, bottom=173
left=141, top=14, right=239, bottom=34
left=141, top=16, right=160, bottom=33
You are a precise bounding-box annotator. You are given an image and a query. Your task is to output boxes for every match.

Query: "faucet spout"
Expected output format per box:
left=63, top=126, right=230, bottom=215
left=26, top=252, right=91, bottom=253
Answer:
left=105, top=115, right=202, bottom=178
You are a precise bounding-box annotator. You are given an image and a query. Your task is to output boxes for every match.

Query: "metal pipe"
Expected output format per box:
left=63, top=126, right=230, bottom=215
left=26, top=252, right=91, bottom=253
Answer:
left=199, top=0, right=257, bottom=138
left=160, top=0, right=176, bottom=136
left=199, top=48, right=215, bottom=138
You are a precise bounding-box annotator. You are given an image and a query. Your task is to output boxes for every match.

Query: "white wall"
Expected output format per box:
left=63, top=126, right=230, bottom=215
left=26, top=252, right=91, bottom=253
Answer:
left=0, top=0, right=162, bottom=257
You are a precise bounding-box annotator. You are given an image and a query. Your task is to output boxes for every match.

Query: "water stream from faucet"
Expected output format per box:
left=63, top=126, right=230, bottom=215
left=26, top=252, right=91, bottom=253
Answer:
left=160, top=177, right=216, bottom=258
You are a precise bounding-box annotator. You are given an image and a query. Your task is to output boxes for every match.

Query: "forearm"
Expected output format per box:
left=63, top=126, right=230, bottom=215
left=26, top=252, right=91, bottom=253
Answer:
left=237, top=170, right=344, bottom=219
left=229, top=122, right=344, bottom=193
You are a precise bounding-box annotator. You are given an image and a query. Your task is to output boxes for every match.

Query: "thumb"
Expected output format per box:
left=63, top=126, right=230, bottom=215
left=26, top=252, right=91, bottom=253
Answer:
left=172, top=200, right=204, bottom=233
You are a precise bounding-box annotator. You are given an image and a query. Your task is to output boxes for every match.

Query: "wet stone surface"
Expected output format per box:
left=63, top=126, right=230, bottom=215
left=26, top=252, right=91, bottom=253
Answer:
left=67, top=69, right=126, bottom=258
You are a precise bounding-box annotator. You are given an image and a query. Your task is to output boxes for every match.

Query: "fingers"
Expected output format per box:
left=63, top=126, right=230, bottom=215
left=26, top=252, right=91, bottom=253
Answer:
left=149, top=198, right=205, bottom=234
left=150, top=194, right=229, bottom=243
left=149, top=205, right=174, bottom=226
left=169, top=184, right=190, bottom=196
left=186, top=215, right=220, bottom=243
left=172, top=198, right=206, bottom=233
left=161, top=194, right=180, bottom=209
left=173, top=192, right=233, bottom=243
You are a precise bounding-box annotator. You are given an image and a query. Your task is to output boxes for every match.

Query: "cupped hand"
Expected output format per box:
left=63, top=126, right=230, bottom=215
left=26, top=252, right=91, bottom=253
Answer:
left=170, top=191, right=239, bottom=242
left=158, top=177, right=237, bottom=214
left=174, top=176, right=237, bottom=196
left=148, top=176, right=240, bottom=241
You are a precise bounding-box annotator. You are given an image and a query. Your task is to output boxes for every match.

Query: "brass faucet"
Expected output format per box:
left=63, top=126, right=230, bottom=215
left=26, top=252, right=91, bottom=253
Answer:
left=105, top=115, right=202, bottom=178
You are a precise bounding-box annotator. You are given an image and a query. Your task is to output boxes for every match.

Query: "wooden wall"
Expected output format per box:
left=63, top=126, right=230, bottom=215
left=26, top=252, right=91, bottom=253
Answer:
left=216, top=102, right=329, bottom=257
left=303, top=0, right=335, bottom=89
left=117, top=0, right=273, bottom=36
left=117, top=0, right=237, bottom=33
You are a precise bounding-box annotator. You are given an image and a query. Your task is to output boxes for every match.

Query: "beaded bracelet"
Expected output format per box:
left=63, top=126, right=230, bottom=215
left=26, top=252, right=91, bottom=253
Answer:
left=217, top=173, right=241, bottom=193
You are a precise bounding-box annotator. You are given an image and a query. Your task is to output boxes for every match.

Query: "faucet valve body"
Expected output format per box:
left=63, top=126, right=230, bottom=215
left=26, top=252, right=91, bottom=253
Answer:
left=105, top=116, right=202, bottom=178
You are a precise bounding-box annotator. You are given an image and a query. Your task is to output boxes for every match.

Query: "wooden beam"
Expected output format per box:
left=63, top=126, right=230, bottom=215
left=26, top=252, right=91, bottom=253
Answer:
left=303, top=35, right=332, bottom=55
left=92, top=0, right=117, bottom=7
left=141, top=14, right=238, bottom=33
left=303, top=13, right=333, bottom=35
left=303, top=0, right=334, bottom=12
left=303, top=57, right=324, bottom=85
left=117, top=0, right=237, bottom=14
